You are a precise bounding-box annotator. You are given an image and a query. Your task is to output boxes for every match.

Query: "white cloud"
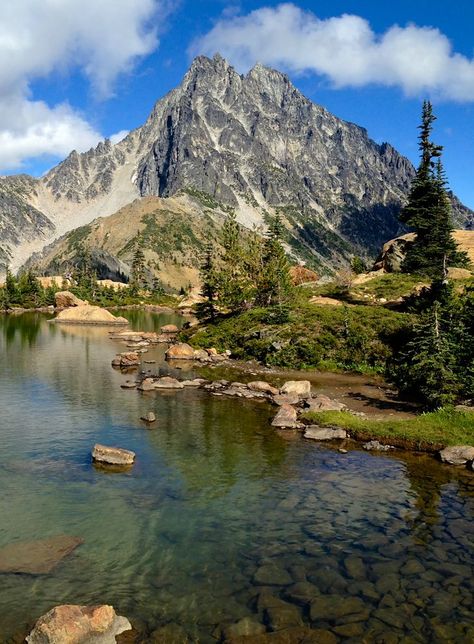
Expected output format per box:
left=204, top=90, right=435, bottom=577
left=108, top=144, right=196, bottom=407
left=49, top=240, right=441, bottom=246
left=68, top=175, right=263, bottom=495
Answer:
left=0, top=0, right=165, bottom=170
left=109, top=130, right=130, bottom=145
left=191, top=3, right=474, bottom=102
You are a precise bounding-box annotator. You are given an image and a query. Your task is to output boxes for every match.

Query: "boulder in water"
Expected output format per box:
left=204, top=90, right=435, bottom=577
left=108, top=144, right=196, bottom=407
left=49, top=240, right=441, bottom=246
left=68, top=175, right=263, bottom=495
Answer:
left=54, top=291, right=87, bottom=308
left=439, top=445, right=474, bottom=465
left=54, top=305, right=128, bottom=325
left=26, top=604, right=131, bottom=643
left=92, top=444, right=135, bottom=467
left=280, top=381, right=311, bottom=398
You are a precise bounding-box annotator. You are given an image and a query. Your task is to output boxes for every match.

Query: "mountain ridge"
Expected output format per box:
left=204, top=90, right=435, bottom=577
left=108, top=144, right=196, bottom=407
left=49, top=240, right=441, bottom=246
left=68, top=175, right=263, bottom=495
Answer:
left=0, top=53, right=472, bottom=274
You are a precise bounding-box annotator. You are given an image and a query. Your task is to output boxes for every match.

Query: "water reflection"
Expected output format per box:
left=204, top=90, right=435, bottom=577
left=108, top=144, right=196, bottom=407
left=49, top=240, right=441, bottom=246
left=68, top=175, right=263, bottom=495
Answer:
left=0, top=313, right=472, bottom=643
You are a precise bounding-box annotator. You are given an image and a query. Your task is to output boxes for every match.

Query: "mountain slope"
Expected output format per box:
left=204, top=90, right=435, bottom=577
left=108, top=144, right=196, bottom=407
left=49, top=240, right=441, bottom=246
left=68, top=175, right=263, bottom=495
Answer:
left=1, top=54, right=473, bottom=273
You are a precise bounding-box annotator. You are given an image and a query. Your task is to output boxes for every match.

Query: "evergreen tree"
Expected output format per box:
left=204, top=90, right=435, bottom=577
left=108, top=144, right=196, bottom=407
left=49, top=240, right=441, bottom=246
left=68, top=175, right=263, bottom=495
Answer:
left=130, top=244, right=146, bottom=294
left=388, top=300, right=459, bottom=408
left=198, top=243, right=219, bottom=320
left=256, top=216, right=294, bottom=308
left=400, top=101, right=467, bottom=278
left=217, top=212, right=254, bottom=311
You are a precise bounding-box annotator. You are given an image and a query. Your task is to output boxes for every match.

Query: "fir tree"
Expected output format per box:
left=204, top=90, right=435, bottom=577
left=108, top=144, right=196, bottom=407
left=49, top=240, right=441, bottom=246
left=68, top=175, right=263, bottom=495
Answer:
left=198, top=243, right=219, bottom=320
left=400, top=101, right=467, bottom=278
left=130, top=244, right=146, bottom=293
left=256, top=216, right=294, bottom=308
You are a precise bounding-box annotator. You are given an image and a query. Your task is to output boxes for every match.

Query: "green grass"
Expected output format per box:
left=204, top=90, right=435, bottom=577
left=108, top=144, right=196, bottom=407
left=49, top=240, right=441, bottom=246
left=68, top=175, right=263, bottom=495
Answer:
left=302, top=409, right=474, bottom=448
left=352, top=273, right=428, bottom=300
left=182, top=290, right=412, bottom=373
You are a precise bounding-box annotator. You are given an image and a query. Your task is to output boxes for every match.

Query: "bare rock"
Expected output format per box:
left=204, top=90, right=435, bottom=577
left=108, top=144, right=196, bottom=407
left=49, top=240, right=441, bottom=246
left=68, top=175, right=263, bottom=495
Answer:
left=120, top=381, right=137, bottom=389
left=54, top=291, right=87, bottom=308
left=26, top=604, right=131, bottom=643
left=154, top=376, right=184, bottom=389
left=363, top=440, right=394, bottom=451
left=306, top=395, right=346, bottom=412
left=304, top=426, right=347, bottom=441
left=92, top=444, right=135, bottom=467
left=165, top=343, right=195, bottom=360
left=280, top=380, right=311, bottom=398
left=181, top=378, right=207, bottom=387
left=273, top=394, right=300, bottom=406
left=439, top=445, right=474, bottom=465
left=112, top=352, right=140, bottom=368
left=138, top=378, right=155, bottom=391
left=0, top=535, right=83, bottom=575
left=55, top=305, right=128, bottom=325
left=271, top=404, right=300, bottom=428
left=248, top=381, right=279, bottom=395
left=160, top=324, right=179, bottom=334
left=140, top=412, right=156, bottom=423
left=193, top=348, right=210, bottom=361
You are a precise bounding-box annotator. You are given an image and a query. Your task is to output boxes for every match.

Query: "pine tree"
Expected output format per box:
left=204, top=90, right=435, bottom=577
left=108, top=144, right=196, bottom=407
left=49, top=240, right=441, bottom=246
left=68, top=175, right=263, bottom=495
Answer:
left=217, top=212, right=254, bottom=311
left=400, top=101, right=467, bottom=278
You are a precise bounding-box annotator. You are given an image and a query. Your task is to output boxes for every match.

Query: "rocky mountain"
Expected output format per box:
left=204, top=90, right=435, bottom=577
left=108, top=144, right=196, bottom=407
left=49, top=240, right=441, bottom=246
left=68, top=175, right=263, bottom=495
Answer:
left=1, top=53, right=472, bottom=275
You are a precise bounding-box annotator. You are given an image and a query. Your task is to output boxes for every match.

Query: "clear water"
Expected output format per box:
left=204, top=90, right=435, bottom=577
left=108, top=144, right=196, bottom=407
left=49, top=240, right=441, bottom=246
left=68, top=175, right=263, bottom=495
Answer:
left=0, top=312, right=473, bottom=643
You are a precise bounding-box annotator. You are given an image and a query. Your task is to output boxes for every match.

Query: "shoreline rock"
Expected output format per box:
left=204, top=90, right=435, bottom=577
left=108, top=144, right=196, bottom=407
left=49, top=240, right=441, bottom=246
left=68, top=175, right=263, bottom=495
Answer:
left=53, top=305, right=128, bottom=325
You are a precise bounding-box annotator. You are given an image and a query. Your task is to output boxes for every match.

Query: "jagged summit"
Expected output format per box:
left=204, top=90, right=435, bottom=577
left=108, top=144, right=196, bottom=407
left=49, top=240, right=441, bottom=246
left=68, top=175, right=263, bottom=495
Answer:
left=1, top=54, right=472, bottom=272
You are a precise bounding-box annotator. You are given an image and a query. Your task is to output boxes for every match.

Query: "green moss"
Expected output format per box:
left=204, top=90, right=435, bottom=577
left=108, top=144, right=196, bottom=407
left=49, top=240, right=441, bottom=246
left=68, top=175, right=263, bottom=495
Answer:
left=301, top=409, right=474, bottom=448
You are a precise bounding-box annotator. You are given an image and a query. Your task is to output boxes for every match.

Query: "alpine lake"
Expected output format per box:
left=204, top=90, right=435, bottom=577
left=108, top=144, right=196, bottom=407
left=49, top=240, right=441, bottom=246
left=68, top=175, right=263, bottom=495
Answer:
left=0, top=311, right=473, bottom=643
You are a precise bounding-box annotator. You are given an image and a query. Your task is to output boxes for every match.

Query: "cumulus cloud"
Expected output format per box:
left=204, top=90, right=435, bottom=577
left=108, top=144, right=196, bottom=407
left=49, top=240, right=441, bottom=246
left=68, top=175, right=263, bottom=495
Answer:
left=0, top=0, right=165, bottom=170
left=191, top=3, right=474, bottom=101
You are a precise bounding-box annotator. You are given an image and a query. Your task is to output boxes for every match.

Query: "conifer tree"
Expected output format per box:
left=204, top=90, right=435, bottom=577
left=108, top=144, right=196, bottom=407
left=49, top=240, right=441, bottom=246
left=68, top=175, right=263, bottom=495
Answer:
left=198, top=243, right=219, bottom=319
left=130, top=244, right=146, bottom=293
left=256, top=216, right=294, bottom=308
left=400, top=101, right=466, bottom=278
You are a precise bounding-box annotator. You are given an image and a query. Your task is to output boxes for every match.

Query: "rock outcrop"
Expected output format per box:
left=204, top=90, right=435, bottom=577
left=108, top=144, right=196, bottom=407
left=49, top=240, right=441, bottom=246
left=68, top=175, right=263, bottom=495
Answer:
left=26, top=604, right=131, bottom=643
left=54, top=291, right=87, bottom=308
left=54, top=305, right=128, bottom=325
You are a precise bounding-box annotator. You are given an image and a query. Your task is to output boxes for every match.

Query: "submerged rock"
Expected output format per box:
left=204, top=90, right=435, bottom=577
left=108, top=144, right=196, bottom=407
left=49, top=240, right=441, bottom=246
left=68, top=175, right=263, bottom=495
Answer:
left=280, top=381, right=311, bottom=398
left=149, top=623, right=190, bottom=642
left=439, top=445, right=474, bottom=465
left=304, top=426, right=347, bottom=441
left=0, top=535, right=83, bottom=575
left=222, top=617, right=266, bottom=640
left=92, top=444, right=135, bottom=467
left=271, top=404, right=300, bottom=429
left=26, top=604, right=131, bottom=643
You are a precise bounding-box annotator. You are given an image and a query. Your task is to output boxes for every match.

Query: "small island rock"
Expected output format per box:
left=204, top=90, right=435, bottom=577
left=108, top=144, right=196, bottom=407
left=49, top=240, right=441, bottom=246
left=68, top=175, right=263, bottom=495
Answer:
left=271, top=404, right=300, bottom=428
left=304, top=426, right=347, bottom=441
left=165, top=343, right=195, bottom=360
left=92, top=444, right=135, bottom=467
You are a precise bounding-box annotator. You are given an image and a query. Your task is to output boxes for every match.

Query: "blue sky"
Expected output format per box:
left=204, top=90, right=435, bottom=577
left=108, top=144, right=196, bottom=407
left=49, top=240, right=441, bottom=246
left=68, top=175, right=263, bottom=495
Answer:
left=3, top=1, right=474, bottom=208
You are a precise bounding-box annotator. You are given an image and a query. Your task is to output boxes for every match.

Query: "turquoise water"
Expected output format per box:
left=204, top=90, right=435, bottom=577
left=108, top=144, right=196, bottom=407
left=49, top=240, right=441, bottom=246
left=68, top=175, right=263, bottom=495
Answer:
left=0, top=312, right=473, bottom=642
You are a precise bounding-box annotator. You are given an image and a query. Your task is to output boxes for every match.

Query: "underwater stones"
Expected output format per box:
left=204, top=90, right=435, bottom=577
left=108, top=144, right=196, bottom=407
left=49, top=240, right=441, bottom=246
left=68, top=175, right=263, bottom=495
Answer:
left=92, top=444, right=135, bottom=467
left=0, top=535, right=83, bottom=575
left=149, top=623, right=189, bottom=643
left=254, top=564, right=293, bottom=586
left=265, top=602, right=303, bottom=631
left=26, top=604, right=131, bottom=643
left=400, top=559, right=426, bottom=576
left=344, top=556, right=366, bottom=580
left=304, top=426, right=347, bottom=441
left=140, top=411, right=156, bottom=423
left=284, top=581, right=320, bottom=607
left=222, top=617, right=266, bottom=640
left=271, top=405, right=300, bottom=429
left=309, top=595, right=368, bottom=622
left=280, top=380, right=311, bottom=398
left=439, top=445, right=474, bottom=465
left=111, top=352, right=140, bottom=368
